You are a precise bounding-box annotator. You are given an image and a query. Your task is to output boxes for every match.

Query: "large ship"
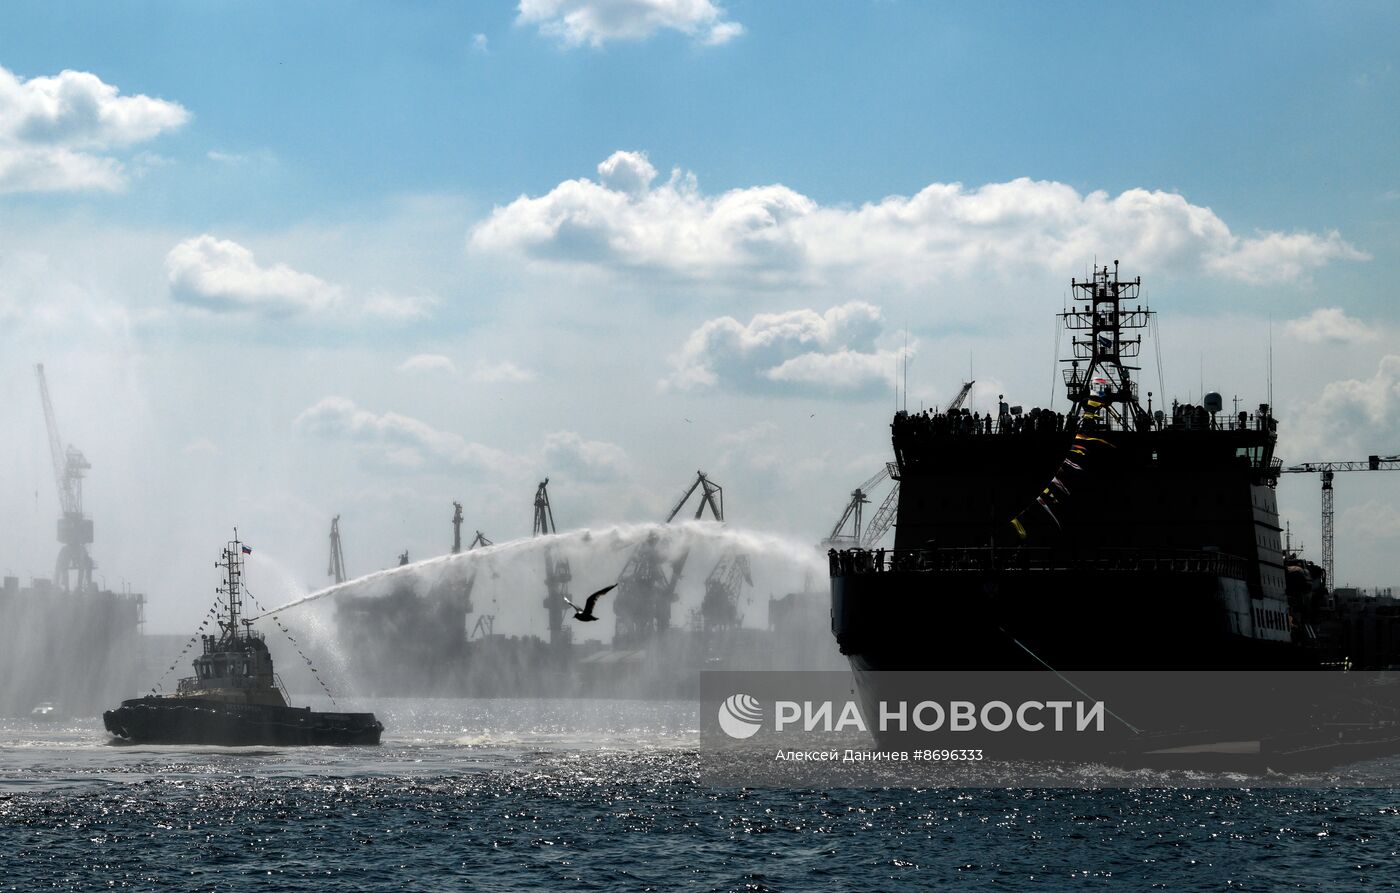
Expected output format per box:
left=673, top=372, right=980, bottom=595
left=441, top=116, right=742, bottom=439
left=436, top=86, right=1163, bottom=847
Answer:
left=103, top=536, right=382, bottom=746
left=828, top=262, right=1400, bottom=766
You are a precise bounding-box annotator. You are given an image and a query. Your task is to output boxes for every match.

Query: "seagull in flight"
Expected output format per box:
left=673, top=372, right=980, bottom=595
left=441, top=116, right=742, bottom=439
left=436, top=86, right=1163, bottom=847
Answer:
left=564, top=584, right=616, bottom=622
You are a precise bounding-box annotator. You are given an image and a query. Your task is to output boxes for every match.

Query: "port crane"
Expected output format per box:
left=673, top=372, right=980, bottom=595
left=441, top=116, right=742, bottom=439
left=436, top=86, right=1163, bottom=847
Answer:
left=615, top=471, right=732, bottom=642
left=701, top=552, right=752, bottom=632
left=533, top=479, right=573, bottom=646
left=35, top=364, right=95, bottom=591
left=823, top=463, right=900, bottom=550
left=328, top=516, right=346, bottom=584
left=1280, top=454, right=1399, bottom=586
left=945, top=380, right=975, bottom=413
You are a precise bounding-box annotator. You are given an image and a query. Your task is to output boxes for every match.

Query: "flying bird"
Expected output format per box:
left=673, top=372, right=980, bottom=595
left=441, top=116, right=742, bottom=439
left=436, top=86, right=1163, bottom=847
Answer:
left=564, top=584, right=616, bottom=622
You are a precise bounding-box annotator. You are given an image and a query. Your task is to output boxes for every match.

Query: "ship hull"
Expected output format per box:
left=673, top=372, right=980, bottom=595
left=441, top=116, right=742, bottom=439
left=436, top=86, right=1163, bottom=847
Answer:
left=829, top=565, right=1400, bottom=770
left=103, top=697, right=382, bottom=746
left=832, top=564, right=1313, bottom=672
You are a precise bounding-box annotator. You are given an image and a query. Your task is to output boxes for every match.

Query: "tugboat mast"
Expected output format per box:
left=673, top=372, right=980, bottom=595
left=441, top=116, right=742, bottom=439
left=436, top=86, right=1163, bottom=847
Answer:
left=215, top=533, right=252, bottom=643
left=1060, top=260, right=1153, bottom=432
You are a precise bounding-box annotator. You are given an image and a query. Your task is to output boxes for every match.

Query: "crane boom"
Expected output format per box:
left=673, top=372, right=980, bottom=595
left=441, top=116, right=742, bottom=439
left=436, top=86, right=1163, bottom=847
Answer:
left=36, top=364, right=75, bottom=514
left=860, top=483, right=900, bottom=549
left=1283, top=457, right=1400, bottom=474
left=667, top=471, right=723, bottom=522
left=946, top=380, right=975, bottom=412
left=824, top=464, right=900, bottom=548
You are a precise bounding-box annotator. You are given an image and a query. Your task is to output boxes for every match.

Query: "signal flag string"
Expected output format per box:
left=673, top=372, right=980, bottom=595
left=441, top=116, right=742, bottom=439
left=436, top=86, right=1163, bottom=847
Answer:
left=242, top=586, right=339, bottom=708
left=148, top=597, right=225, bottom=695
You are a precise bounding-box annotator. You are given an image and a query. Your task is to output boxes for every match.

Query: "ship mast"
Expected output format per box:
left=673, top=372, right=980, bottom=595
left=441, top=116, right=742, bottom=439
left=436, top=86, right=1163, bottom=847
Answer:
left=1060, top=260, right=1152, bottom=431
left=215, top=533, right=251, bottom=643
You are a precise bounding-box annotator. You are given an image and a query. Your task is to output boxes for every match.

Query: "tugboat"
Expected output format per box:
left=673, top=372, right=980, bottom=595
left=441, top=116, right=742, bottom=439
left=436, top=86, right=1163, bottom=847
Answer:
left=104, top=535, right=382, bottom=746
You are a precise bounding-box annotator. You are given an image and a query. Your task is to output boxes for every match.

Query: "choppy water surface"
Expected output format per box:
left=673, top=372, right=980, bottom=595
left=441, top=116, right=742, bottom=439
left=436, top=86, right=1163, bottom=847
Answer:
left=3, top=699, right=1398, bottom=891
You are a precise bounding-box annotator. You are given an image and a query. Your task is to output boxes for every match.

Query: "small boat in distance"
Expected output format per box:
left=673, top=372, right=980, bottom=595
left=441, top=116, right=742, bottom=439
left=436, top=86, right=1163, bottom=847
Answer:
left=104, top=534, right=382, bottom=746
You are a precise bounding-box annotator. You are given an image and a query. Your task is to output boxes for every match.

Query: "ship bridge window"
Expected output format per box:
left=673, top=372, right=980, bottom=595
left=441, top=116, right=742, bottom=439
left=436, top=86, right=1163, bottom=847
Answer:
left=1236, top=446, right=1263, bottom=468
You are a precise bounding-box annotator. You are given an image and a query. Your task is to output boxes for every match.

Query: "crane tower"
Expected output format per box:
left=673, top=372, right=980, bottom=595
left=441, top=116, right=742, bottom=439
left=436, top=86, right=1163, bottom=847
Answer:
left=328, top=516, right=346, bottom=584
left=534, top=478, right=573, bottom=646
left=614, top=471, right=724, bottom=644
left=1280, top=454, right=1399, bottom=585
left=35, top=364, right=95, bottom=591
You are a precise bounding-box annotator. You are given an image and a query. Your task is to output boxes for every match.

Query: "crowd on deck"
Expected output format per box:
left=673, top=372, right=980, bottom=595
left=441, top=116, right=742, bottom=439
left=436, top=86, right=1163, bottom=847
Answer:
left=892, top=398, right=1275, bottom=438
left=892, top=400, right=1069, bottom=438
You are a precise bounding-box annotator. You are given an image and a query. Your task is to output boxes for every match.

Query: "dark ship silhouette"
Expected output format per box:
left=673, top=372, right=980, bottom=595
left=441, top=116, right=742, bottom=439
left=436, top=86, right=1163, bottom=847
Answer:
left=104, top=535, right=381, bottom=746
left=829, top=262, right=1400, bottom=769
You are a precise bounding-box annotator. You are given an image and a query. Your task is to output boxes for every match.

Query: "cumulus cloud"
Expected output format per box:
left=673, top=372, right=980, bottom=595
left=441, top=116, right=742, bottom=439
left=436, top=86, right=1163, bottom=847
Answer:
left=207, top=149, right=276, bottom=167
left=1294, top=356, right=1400, bottom=457
left=1339, top=501, right=1400, bottom=544
left=1284, top=307, right=1377, bottom=344
left=165, top=236, right=437, bottom=321
left=663, top=302, right=902, bottom=395
left=471, top=153, right=1368, bottom=287
left=1207, top=231, right=1368, bottom=283
left=517, top=0, right=743, bottom=47
left=470, top=360, right=536, bottom=383
left=364, top=291, right=438, bottom=321
left=0, top=64, right=188, bottom=193
left=166, top=235, right=342, bottom=316
left=295, top=397, right=511, bottom=472
left=596, top=149, right=657, bottom=196
left=398, top=354, right=458, bottom=375
left=542, top=430, right=629, bottom=481
left=295, top=397, right=626, bottom=483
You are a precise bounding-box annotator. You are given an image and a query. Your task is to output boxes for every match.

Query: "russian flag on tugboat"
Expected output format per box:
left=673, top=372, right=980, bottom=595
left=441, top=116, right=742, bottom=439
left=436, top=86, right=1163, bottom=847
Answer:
left=241, top=545, right=253, bottom=555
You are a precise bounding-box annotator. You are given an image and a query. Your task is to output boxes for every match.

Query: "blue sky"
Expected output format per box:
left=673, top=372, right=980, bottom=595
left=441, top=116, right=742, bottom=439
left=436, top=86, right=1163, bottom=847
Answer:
left=1, top=0, right=1398, bottom=628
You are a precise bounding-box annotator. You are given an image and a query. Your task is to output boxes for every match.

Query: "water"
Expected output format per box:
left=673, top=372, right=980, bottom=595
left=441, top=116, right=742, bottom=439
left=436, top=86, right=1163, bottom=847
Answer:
left=3, top=700, right=1398, bottom=891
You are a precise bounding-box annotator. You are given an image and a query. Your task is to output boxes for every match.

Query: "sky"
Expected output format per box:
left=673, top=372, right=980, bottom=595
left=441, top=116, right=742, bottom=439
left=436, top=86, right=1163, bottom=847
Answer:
left=1, top=0, right=1398, bottom=632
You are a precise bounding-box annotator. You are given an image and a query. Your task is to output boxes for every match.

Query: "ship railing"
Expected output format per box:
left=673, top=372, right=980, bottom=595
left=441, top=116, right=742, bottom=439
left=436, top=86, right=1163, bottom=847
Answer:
left=175, top=675, right=199, bottom=695
left=891, top=406, right=1276, bottom=439
left=829, top=546, right=1249, bottom=580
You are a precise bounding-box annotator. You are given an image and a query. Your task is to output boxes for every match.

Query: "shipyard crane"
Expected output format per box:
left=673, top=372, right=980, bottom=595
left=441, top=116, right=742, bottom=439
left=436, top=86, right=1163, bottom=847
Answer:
left=469, top=531, right=493, bottom=550
left=946, top=380, right=975, bottom=413
left=328, top=516, right=346, bottom=584
left=701, top=552, right=752, bottom=632
left=860, top=475, right=901, bottom=550
left=451, top=502, right=463, bottom=554
left=35, top=364, right=95, bottom=591
left=615, top=471, right=725, bottom=643
left=534, top=479, right=573, bottom=646
left=823, top=463, right=900, bottom=550
left=1280, top=455, right=1400, bottom=587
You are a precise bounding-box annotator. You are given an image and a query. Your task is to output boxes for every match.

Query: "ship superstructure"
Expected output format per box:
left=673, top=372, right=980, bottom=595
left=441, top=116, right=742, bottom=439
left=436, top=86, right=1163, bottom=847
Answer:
left=831, top=262, right=1341, bottom=673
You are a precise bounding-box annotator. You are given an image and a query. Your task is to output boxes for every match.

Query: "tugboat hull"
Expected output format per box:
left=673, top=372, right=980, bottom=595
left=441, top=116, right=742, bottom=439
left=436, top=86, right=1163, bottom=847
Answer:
left=103, top=697, right=382, bottom=746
